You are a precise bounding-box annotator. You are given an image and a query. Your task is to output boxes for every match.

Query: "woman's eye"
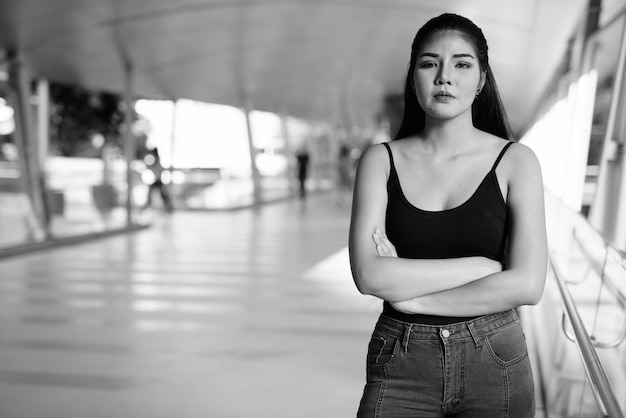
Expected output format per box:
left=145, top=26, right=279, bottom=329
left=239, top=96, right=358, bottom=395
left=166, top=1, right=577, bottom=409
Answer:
left=456, top=62, right=472, bottom=68
left=418, top=62, right=437, bottom=68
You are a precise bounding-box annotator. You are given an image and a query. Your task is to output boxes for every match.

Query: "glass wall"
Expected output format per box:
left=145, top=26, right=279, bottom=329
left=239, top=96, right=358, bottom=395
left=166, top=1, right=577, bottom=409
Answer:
left=0, top=75, right=351, bottom=253
left=521, top=7, right=626, bottom=415
left=0, top=69, right=141, bottom=253
left=134, top=99, right=339, bottom=211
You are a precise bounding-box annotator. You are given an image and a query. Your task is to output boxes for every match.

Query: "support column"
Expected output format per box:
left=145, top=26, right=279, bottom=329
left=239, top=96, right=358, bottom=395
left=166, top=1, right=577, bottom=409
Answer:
left=279, top=112, right=295, bottom=197
left=123, top=61, right=136, bottom=225
left=243, top=100, right=261, bottom=205
left=36, top=79, right=49, bottom=169
left=169, top=99, right=178, bottom=169
left=555, top=0, right=600, bottom=211
left=588, top=16, right=626, bottom=251
left=561, top=50, right=598, bottom=211
left=7, top=49, right=48, bottom=239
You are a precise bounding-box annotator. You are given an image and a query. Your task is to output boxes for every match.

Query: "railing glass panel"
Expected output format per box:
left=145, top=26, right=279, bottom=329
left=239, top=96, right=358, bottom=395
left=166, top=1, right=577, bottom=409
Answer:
left=525, top=191, right=625, bottom=417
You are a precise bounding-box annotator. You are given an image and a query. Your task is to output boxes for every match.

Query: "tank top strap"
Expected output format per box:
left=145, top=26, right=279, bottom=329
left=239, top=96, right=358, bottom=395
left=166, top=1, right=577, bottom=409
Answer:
left=382, top=142, right=398, bottom=179
left=490, top=141, right=514, bottom=172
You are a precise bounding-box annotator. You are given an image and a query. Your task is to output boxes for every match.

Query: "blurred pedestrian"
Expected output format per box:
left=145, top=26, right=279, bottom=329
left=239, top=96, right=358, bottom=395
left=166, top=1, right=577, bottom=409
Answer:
left=336, top=144, right=354, bottom=205
left=143, top=147, right=173, bottom=213
left=296, top=148, right=310, bottom=198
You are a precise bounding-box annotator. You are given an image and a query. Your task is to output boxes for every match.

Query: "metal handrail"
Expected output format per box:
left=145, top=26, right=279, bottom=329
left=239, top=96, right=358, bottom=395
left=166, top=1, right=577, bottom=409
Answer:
left=567, top=230, right=626, bottom=348
left=551, top=258, right=625, bottom=417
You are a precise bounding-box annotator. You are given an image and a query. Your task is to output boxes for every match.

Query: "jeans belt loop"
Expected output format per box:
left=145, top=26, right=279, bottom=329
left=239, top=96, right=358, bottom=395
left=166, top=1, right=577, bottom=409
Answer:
left=467, top=321, right=482, bottom=350
left=402, top=324, right=412, bottom=354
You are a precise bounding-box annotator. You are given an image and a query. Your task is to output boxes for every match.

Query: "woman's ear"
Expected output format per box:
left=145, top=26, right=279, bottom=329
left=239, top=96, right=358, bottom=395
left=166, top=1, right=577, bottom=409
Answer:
left=478, top=71, right=487, bottom=92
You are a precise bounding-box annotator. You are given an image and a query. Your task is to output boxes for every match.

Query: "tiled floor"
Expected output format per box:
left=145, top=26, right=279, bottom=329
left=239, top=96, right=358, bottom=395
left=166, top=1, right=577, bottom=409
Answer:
left=3, top=191, right=624, bottom=417
left=0, top=194, right=380, bottom=418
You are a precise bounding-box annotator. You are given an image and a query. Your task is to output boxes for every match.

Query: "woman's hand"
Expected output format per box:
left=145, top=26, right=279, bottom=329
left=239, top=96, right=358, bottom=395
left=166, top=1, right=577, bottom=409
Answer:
left=372, top=229, right=417, bottom=313
left=372, top=229, right=397, bottom=257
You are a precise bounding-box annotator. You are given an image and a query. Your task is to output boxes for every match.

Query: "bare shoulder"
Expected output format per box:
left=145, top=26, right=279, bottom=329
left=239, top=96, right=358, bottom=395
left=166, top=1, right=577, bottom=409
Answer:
left=503, top=142, right=541, bottom=173
left=356, top=142, right=391, bottom=173
left=495, top=141, right=544, bottom=191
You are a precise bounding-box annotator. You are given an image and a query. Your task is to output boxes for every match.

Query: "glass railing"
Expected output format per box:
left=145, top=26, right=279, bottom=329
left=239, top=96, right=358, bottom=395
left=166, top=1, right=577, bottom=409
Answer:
left=523, top=192, right=625, bottom=417
left=551, top=258, right=624, bottom=417
left=0, top=160, right=45, bottom=248
left=44, top=156, right=132, bottom=238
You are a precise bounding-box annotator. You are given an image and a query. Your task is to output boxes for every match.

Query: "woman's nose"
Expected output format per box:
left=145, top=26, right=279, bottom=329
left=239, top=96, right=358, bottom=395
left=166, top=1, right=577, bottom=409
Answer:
left=435, top=66, right=451, bottom=84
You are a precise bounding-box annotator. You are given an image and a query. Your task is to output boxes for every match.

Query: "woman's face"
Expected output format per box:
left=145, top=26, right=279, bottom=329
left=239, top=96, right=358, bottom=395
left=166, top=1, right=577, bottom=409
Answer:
left=413, top=31, right=485, bottom=123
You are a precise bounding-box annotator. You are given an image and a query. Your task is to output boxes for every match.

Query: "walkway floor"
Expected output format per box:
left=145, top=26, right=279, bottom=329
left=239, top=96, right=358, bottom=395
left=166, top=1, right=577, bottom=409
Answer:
left=4, top=191, right=623, bottom=417
left=0, top=193, right=380, bottom=418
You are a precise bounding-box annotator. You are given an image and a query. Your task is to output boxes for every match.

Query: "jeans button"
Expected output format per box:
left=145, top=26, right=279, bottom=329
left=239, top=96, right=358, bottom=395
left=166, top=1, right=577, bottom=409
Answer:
left=442, top=329, right=450, bottom=338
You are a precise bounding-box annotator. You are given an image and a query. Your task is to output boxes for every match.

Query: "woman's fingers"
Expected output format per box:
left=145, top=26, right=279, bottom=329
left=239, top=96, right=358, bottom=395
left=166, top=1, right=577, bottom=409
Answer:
left=372, top=229, right=398, bottom=257
left=372, top=229, right=385, bottom=255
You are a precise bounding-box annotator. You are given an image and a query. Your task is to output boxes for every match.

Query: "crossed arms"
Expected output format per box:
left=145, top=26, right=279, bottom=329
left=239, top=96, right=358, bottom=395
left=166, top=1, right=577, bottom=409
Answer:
left=348, top=142, right=548, bottom=317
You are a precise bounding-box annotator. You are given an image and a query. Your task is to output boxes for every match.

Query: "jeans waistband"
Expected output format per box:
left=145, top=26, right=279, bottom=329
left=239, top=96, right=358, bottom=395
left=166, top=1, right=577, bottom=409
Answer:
left=376, top=309, right=519, bottom=342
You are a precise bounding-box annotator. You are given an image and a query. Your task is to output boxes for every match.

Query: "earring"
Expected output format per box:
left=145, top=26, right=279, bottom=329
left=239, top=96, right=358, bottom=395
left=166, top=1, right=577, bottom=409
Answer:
left=476, top=89, right=482, bottom=97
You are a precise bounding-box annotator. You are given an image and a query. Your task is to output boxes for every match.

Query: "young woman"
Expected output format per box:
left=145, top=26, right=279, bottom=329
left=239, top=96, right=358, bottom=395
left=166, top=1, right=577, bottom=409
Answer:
left=349, top=13, right=547, bottom=417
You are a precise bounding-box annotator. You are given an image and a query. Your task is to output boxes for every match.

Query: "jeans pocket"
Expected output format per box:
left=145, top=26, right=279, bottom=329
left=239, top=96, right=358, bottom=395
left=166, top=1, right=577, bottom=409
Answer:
left=366, top=333, right=399, bottom=367
left=365, top=333, right=399, bottom=384
left=484, top=321, right=528, bottom=366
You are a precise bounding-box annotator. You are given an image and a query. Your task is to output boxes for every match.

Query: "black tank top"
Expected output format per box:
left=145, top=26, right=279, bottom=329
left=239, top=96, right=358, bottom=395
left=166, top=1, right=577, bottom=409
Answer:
left=382, top=141, right=513, bottom=324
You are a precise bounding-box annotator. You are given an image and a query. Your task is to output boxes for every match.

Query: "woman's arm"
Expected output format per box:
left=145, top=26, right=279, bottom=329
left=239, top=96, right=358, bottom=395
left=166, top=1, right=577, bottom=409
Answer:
left=349, top=144, right=502, bottom=302
left=390, top=143, right=548, bottom=315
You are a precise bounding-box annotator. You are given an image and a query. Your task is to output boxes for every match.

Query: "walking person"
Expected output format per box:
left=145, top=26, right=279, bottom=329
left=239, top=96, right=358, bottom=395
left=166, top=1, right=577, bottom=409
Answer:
left=143, top=147, right=173, bottom=213
left=296, top=148, right=310, bottom=198
left=349, top=13, right=547, bottom=417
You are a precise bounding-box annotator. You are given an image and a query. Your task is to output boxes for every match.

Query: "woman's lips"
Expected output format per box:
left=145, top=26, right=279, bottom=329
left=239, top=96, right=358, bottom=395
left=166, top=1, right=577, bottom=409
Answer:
left=434, top=92, right=455, bottom=101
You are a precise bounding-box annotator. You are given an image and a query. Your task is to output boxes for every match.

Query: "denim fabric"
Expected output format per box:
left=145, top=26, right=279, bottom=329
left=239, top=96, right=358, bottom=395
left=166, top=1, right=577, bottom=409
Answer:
left=357, top=309, right=534, bottom=417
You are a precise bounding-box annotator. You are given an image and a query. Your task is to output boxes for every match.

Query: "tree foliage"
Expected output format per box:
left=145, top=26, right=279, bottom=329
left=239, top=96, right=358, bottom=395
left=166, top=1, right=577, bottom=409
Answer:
left=49, top=82, right=125, bottom=157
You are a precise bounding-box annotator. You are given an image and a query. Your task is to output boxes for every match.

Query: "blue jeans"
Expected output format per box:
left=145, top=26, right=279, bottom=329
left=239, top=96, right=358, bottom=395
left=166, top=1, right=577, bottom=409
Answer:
left=357, top=309, right=534, bottom=417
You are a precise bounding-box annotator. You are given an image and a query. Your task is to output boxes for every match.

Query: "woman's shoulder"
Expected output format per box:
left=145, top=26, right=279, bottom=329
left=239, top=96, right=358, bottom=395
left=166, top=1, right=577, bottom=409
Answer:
left=354, top=142, right=394, bottom=183
left=502, top=141, right=539, bottom=167
left=358, top=142, right=392, bottom=167
left=494, top=139, right=542, bottom=181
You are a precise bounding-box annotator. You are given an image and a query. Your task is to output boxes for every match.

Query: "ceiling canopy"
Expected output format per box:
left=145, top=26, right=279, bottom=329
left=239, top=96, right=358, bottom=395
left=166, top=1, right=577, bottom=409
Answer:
left=0, top=0, right=590, bottom=135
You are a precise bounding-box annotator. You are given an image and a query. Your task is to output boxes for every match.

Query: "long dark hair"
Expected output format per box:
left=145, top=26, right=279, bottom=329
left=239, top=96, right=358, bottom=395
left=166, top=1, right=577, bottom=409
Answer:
left=394, top=13, right=514, bottom=141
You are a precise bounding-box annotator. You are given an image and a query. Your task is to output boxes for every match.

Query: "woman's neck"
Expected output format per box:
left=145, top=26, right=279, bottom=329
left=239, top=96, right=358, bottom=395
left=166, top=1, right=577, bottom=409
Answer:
left=418, top=114, right=477, bottom=153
